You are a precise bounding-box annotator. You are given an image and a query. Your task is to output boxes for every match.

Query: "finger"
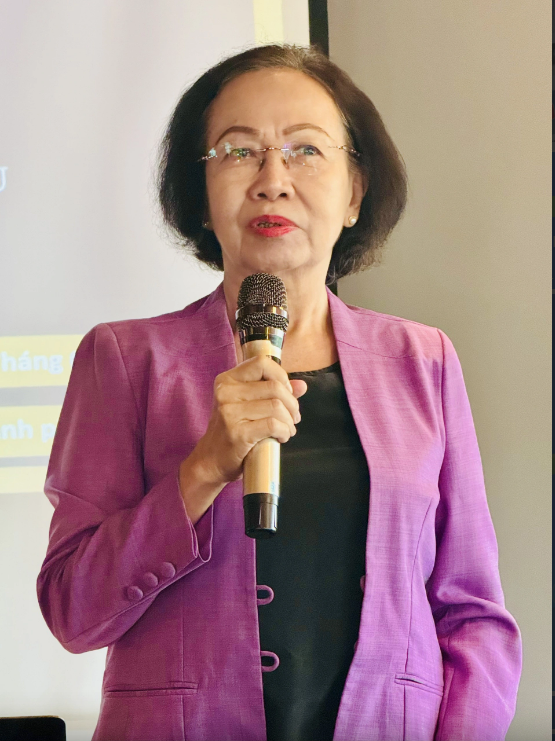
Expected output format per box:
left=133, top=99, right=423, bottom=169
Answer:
left=290, top=379, right=308, bottom=398
left=226, top=379, right=300, bottom=423
left=234, top=398, right=297, bottom=435
left=242, top=416, right=295, bottom=446
left=231, top=355, right=293, bottom=391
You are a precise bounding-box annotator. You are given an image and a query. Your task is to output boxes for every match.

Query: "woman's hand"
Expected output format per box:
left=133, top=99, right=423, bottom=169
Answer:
left=179, top=357, right=307, bottom=523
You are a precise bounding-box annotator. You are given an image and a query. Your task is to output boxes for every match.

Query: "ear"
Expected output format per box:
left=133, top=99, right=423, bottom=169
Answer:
left=344, top=168, right=366, bottom=226
left=202, top=204, right=213, bottom=231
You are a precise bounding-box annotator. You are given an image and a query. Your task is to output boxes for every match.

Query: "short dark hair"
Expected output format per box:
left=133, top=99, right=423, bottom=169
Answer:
left=158, top=44, right=407, bottom=284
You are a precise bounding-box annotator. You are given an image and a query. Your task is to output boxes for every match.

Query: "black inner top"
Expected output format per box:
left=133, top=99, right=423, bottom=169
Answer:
left=256, top=360, right=370, bottom=741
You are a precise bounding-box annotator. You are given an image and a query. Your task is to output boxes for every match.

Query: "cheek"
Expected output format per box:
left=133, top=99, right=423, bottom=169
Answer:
left=207, top=179, right=240, bottom=223
left=309, top=180, right=350, bottom=224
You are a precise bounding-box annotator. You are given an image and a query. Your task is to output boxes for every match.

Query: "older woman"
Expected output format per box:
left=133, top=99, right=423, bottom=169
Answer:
left=37, top=45, right=521, bottom=741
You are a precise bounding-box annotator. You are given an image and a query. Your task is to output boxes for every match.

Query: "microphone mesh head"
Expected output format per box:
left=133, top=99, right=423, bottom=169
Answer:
left=236, top=273, right=289, bottom=331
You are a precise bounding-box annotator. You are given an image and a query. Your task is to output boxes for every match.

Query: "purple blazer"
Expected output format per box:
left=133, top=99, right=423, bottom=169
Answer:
left=37, top=282, right=521, bottom=741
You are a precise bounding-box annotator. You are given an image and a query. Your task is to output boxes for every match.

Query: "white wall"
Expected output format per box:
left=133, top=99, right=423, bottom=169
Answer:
left=329, top=2, right=551, bottom=739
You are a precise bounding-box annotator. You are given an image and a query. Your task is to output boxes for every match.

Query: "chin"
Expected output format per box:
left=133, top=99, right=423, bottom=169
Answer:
left=246, top=259, right=300, bottom=278
left=246, top=243, right=308, bottom=270
left=239, top=253, right=294, bottom=274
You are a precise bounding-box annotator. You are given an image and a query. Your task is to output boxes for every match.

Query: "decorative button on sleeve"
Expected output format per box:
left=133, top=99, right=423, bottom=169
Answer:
left=142, top=572, right=159, bottom=589
left=159, top=562, right=176, bottom=579
left=126, top=586, right=144, bottom=602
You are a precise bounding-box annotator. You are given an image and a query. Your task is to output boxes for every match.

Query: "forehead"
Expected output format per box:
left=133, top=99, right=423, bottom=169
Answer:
left=205, top=68, right=346, bottom=143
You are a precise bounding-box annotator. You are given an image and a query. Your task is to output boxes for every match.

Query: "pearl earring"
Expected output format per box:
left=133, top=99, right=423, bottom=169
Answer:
left=348, top=216, right=357, bottom=226
left=203, top=219, right=211, bottom=229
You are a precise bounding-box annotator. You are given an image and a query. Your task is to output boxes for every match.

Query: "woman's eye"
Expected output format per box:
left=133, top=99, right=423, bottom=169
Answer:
left=229, top=147, right=252, bottom=159
left=295, top=145, right=320, bottom=156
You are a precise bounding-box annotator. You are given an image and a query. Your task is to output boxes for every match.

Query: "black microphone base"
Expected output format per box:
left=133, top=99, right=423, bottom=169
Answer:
left=243, top=492, right=279, bottom=539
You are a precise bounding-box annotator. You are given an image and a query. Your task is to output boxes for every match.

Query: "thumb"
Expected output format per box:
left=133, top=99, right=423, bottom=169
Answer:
left=290, top=379, right=308, bottom=397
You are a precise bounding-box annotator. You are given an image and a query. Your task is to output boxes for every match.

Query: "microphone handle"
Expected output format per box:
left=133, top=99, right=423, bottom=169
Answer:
left=241, top=338, right=282, bottom=539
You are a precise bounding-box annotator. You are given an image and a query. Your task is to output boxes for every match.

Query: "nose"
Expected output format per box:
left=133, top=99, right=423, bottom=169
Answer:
left=247, top=149, right=295, bottom=201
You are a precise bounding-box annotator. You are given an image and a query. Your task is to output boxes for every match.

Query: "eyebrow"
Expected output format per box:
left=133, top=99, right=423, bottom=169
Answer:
left=213, top=123, right=332, bottom=146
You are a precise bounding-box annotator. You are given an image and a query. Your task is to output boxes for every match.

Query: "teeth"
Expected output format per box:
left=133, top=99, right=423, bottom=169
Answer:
left=258, top=221, right=282, bottom=227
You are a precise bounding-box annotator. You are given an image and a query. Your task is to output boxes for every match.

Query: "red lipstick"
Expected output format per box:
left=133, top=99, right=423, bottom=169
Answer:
left=249, top=214, right=298, bottom=237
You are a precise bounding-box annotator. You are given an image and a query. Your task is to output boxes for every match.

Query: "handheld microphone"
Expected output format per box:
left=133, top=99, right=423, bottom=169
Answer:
left=236, top=273, right=289, bottom=539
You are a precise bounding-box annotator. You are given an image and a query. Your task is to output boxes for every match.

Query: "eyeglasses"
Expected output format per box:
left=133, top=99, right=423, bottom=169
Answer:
left=198, top=140, right=360, bottom=178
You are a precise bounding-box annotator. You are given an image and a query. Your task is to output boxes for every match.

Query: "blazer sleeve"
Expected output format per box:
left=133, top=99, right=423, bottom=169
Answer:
left=427, top=329, right=522, bottom=741
left=36, top=323, right=214, bottom=654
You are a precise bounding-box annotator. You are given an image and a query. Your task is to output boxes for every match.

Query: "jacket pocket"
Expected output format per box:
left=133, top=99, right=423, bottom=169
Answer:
left=94, top=694, right=186, bottom=741
left=104, top=681, right=198, bottom=698
left=396, top=674, right=444, bottom=741
left=394, top=673, right=443, bottom=697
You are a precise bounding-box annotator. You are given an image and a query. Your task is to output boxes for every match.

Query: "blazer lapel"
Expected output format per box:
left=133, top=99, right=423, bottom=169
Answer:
left=327, top=286, right=443, bottom=650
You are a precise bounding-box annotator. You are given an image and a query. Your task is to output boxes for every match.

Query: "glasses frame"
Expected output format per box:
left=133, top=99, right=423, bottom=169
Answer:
left=198, top=140, right=361, bottom=166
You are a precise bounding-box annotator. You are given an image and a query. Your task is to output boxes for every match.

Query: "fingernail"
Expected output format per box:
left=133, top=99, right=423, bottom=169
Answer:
left=295, top=413, right=301, bottom=423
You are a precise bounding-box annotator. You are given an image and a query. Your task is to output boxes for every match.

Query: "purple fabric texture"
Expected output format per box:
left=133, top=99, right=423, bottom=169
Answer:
left=37, top=283, right=521, bottom=741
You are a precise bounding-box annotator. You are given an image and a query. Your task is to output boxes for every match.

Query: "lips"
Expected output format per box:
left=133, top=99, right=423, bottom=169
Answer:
left=249, top=214, right=298, bottom=229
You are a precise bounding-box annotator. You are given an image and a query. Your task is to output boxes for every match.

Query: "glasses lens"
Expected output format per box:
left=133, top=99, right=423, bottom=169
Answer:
left=220, top=142, right=260, bottom=166
left=285, top=143, right=321, bottom=173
